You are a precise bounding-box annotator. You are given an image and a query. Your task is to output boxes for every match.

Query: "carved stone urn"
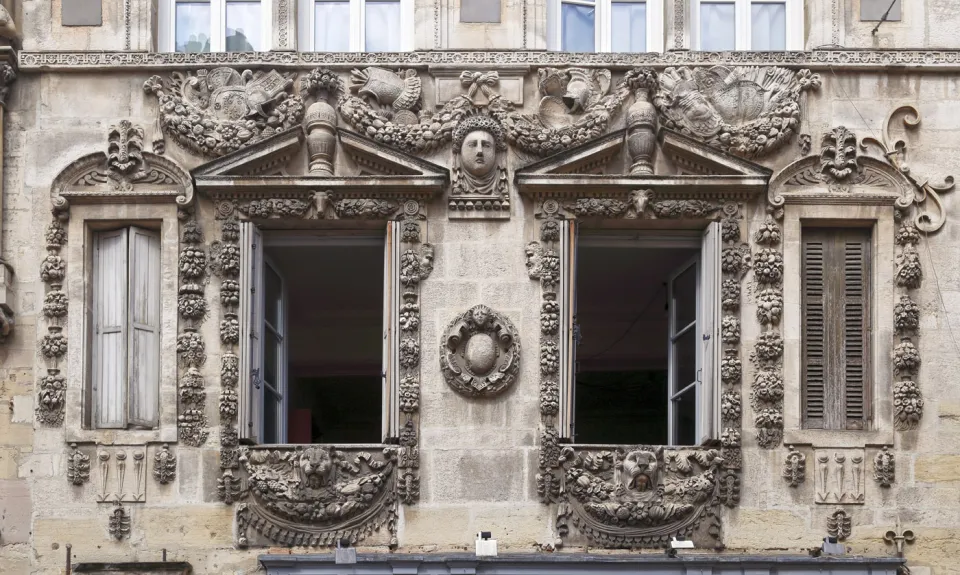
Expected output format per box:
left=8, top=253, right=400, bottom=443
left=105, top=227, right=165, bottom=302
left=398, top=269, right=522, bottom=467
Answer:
left=626, top=85, right=657, bottom=175
left=305, top=99, right=338, bottom=176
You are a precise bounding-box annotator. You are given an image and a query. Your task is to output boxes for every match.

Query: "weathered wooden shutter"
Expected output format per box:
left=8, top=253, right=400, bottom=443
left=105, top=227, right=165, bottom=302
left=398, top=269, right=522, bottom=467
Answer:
left=382, top=222, right=400, bottom=440
left=127, top=227, right=161, bottom=428
left=93, top=229, right=129, bottom=429
left=559, top=220, right=577, bottom=439
left=699, top=221, right=721, bottom=444
left=238, top=222, right=264, bottom=442
left=802, top=228, right=871, bottom=430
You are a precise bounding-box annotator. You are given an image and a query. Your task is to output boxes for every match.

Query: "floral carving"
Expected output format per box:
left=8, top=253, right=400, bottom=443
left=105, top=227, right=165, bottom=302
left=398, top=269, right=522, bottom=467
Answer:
left=753, top=248, right=784, bottom=284
left=220, top=314, right=240, bottom=344
left=221, top=353, right=240, bottom=387
left=754, top=408, right=784, bottom=449
left=756, top=288, right=783, bottom=326
left=754, top=332, right=784, bottom=362
left=40, top=254, right=65, bottom=282
left=178, top=284, right=207, bottom=320
left=541, top=341, right=559, bottom=375
left=46, top=221, right=67, bottom=248
left=782, top=446, right=806, bottom=487
left=143, top=68, right=304, bottom=158
left=525, top=243, right=561, bottom=287
left=220, top=279, right=240, bottom=307
left=655, top=66, right=820, bottom=158
left=399, top=376, right=420, bottom=413
left=36, top=370, right=66, bottom=426
left=721, top=316, right=741, bottom=344
left=721, top=247, right=745, bottom=275
left=42, top=288, right=68, bottom=319
left=720, top=350, right=742, bottom=385
left=721, top=429, right=741, bottom=448
left=440, top=305, right=521, bottom=397
left=399, top=338, right=420, bottom=368
left=399, top=247, right=436, bottom=286
left=540, top=380, right=559, bottom=416
left=178, top=409, right=208, bottom=447
left=752, top=369, right=784, bottom=404
left=238, top=198, right=310, bottom=219
left=541, top=298, right=560, bottom=335
left=896, top=223, right=921, bottom=246
left=893, top=338, right=920, bottom=374
left=109, top=503, right=131, bottom=541
left=894, top=380, right=923, bottom=430
left=540, top=219, right=561, bottom=242
left=178, top=367, right=205, bottom=406
left=753, top=217, right=782, bottom=245
left=721, top=218, right=740, bottom=243
left=399, top=301, right=420, bottom=331
left=820, top=126, right=860, bottom=181
left=154, top=444, right=177, bottom=485
left=540, top=428, right=560, bottom=470
left=721, top=279, right=740, bottom=311
left=894, top=295, right=920, bottom=333
left=177, top=329, right=206, bottom=366
left=67, top=444, right=90, bottom=485
left=40, top=328, right=67, bottom=359
left=721, top=391, right=742, bottom=422
left=335, top=199, right=399, bottom=219
left=218, top=470, right=243, bottom=505
left=895, top=245, right=922, bottom=289
left=181, top=218, right=203, bottom=244
left=563, top=198, right=629, bottom=218
left=236, top=446, right=398, bottom=546
left=220, top=387, right=238, bottom=418
left=650, top=200, right=719, bottom=219
left=179, top=246, right=206, bottom=279
left=874, top=446, right=895, bottom=488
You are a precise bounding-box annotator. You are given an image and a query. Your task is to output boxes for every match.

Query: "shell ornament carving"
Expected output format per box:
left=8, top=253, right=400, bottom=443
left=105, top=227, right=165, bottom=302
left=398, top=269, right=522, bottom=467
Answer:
left=440, top=305, right=520, bottom=397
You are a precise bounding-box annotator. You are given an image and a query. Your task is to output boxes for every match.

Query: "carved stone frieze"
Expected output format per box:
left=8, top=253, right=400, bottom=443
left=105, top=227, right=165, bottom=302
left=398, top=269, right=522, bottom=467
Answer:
left=655, top=66, right=820, bottom=158
left=783, top=446, right=806, bottom=487
left=440, top=305, right=520, bottom=397
left=827, top=508, right=852, bottom=541
left=144, top=68, right=304, bottom=158
left=236, top=446, right=398, bottom=547
left=815, top=449, right=865, bottom=505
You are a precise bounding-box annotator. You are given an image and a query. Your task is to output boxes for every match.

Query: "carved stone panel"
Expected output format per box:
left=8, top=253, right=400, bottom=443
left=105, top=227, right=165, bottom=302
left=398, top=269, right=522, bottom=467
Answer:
left=95, top=447, right=148, bottom=503
left=440, top=305, right=520, bottom=397
left=815, top=449, right=865, bottom=505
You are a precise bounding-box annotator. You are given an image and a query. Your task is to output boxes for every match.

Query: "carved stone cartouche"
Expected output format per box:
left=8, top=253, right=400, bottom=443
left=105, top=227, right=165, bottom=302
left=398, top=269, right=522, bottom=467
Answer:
left=440, top=305, right=520, bottom=397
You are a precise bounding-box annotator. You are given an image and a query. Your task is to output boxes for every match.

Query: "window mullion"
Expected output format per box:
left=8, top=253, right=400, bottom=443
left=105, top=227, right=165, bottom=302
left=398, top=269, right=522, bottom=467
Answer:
left=598, top=0, right=608, bottom=52
left=353, top=0, right=364, bottom=51
left=737, top=0, right=749, bottom=50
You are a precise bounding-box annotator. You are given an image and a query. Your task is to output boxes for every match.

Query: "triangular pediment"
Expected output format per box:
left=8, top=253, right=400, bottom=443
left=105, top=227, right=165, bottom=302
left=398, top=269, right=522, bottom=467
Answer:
left=515, top=128, right=771, bottom=201
left=192, top=128, right=305, bottom=177
left=338, top=130, right=449, bottom=178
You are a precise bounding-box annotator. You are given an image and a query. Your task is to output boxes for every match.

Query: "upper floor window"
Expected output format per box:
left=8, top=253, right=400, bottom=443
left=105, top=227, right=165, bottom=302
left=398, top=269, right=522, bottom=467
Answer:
left=297, top=0, right=414, bottom=51
left=89, top=227, right=161, bottom=429
left=160, top=0, right=271, bottom=52
left=695, top=0, right=802, bottom=50
left=548, top=0, right=664, bottom=52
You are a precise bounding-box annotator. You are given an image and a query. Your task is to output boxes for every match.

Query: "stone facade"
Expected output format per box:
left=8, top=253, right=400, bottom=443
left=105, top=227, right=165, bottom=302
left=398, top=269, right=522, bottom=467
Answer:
left=3, top=1, right=960, bottom=574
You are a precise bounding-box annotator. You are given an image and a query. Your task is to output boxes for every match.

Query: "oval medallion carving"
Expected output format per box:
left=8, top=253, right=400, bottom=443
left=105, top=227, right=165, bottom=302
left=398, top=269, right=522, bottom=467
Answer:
left=440, top=305, right=520, bottom=397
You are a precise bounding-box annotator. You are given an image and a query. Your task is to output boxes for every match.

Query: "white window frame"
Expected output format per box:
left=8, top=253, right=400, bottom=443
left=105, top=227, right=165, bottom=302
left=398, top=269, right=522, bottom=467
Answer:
left=238, top=222, right=401, bottom=445
left=693, top=0, right=802, bottom=51
left=297, top=0, right=415, bottom=52
left=548, top=0, right=664, bottom=52
left=159, top=0, right=272, bottom=53
left=560, top=223, right=720, bottom=446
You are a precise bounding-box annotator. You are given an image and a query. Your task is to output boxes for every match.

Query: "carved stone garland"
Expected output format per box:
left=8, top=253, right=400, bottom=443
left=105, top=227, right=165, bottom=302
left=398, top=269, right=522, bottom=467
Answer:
left=215, top=216, right=243, bottom=503
left=751, top=212, right=784, bottom=449
left=37, top=213, right=68, bottom=427
left=531, top=202, right=746, bottom=549
left=893, top=219, right=923, bottom=430
left=177, top=212, right=209, bottom=448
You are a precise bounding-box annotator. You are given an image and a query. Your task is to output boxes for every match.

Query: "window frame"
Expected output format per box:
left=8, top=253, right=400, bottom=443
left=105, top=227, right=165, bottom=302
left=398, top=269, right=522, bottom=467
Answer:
left=692, top=0, right=802, bottom=51
left=297, top=0, right=415, bottom=52
left=547, top=0, right=664, bottom=52
left=559, top=223, right=720, bottom=446
left=159, top=0, right=273, bottom=53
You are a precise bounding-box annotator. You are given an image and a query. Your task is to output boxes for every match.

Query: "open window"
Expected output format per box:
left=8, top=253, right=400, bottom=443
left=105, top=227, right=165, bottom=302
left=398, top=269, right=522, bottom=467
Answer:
left=238, top=223, right=399, bottom=444
left=559, top=222, right=720, bottom=445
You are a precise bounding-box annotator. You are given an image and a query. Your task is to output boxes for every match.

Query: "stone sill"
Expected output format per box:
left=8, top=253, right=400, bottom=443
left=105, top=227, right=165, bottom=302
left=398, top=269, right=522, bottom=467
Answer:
left=783, top=429, right=894, bottom=448
left=74, top=562, right=192, bottom=574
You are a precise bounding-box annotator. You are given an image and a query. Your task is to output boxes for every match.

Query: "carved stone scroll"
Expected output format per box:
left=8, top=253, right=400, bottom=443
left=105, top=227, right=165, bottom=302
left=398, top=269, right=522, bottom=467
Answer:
left=440, top=305, right=520, bottom=397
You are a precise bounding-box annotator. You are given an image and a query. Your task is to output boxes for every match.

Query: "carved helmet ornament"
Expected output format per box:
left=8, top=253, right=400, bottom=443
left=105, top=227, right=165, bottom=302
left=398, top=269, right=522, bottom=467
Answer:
left=440, top=305, right=520, bottom=397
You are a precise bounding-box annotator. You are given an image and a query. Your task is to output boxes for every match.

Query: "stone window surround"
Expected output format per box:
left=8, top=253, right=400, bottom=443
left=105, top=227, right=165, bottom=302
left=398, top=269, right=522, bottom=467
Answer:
left=546, top=0, right=666, bottom=52
left=781, top=204, right=895, bottom=448
left=64, top=204, right=180, bottom=445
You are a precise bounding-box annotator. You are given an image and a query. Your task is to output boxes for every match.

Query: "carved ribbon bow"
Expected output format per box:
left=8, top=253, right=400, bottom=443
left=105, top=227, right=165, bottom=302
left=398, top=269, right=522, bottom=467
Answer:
left=460, top=71, right=500, bottom=102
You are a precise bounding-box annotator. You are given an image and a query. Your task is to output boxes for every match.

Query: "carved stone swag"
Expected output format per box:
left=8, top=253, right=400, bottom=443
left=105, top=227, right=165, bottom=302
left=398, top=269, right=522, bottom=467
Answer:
left=519, top=126, right=770, bottom=549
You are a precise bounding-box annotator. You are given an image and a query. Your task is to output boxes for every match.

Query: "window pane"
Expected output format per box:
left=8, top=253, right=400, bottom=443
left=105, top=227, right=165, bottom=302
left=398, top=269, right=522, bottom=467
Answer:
left=365, top=1, right=401, bottom=51
left=672, top=264, right=697, bottom=330
left=673, top=327, right=697, bottom=392
left=751, top=2, right=786, bottom=50
left=700, top=2, right=735, bottom=51
left=611, top=2, right=646, bottom=52
left=263, top=390, right=281, bottom=444
left=175, top=2, right=211, bottom=53
left=226, top=1, right=261, bottom=51
left=561, top=2, right=595, bottom=52
left=264, top=332, right=280, bottom=389
left=315, top=1, right=351, bottom=51
left=264, top=264, right=282, bottom=329
left=672, top=388, right=697, bottom=445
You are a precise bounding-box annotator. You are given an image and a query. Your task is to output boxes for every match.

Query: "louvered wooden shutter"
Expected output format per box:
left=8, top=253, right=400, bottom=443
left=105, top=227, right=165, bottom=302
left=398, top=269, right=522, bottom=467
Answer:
left=93, top=229, right=129, bottom=429
left=802, top=228, right=871, bottom=430
left=127, top=227, right=161, bottom=428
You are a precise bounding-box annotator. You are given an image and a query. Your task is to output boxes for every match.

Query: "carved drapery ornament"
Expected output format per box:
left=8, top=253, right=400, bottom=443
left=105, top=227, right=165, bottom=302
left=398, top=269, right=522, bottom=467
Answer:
left=440, top=305, right=520, bottom=397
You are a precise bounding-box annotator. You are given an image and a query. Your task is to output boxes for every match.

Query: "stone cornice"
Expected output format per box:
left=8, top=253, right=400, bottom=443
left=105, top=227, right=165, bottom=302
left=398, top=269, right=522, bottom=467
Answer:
left=18, top=49, right=960, bottom=72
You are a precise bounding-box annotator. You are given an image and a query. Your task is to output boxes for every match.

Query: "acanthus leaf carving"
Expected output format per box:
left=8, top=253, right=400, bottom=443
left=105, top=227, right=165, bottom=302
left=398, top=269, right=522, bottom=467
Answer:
left=440, top=305, right=521, bottom=397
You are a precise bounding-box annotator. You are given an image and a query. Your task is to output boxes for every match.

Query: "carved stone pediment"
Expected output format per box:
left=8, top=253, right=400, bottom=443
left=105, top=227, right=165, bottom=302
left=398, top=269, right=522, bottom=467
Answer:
left=236, top=445, right=398, bottom=547
left=51, top=120, right=193, bottom=215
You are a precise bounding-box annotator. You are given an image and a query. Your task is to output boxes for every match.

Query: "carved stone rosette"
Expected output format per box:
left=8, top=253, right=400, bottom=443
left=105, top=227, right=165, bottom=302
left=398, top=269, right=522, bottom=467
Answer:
left=177, top=214, right=209, bottom=448
left=751, top=212, right=784, bottom=449
left=440, top=305, right=520, bottom=397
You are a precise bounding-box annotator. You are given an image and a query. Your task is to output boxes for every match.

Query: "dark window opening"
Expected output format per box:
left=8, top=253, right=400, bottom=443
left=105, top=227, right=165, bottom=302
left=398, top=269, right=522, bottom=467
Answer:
left=574, top=237, right=700, bottom=445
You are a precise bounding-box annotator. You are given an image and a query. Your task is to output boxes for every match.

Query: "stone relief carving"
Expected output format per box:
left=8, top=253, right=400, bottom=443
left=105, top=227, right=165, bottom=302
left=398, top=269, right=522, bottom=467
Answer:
left=450, top=113, right=510, bottom=218
left=67, top=443, right=91, bottom=486
left=144, top=68, right=305, bottom=158
left=750, top=210, right=783, bottom=450
left=95, top=448, right=147, bottom=503
left=440, top=305, right=521, bottom=397
left=304, top=95, right=338, bottom=176
left=109, top=502, right=132, bottom=541
left=216, top=216, right=243, bottom=502
left=820, top=126, right=860, bottom=182
left=874, top=446, right=895, bottom=488
left=349, top=67, right=422, bottom=123
left=655, top=66, right=820, bottom=159
left=236, top=446, right=398, bottom=547
left=827, top=508, right=852, bottom=541
left=35, top=369, right=65, bottom=426
left=154, top=444, right=177, bottom=485
left=815, top=449, right=865, bottom=505
left=176, top=213, right=209, bottom=448
left=783, top=446, right=806, bottom=487
left=892, top=230, right=923, bottom=432
left=884, top=521, right=916, bottom=557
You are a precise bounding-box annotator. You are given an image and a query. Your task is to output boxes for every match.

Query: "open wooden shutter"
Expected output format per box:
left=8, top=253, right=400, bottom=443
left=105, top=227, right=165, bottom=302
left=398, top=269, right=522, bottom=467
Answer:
left=93, top=229, right=129, bottom=429
left=699, top=221, right=721, bottom=444
left=127, top=227, right=161, bottom=428
left=802, top=228, right=871, bottom=430
left=382, top=222, right=400, bottom=440
left=239, top=222, right=264, bottom=442
left=559, top=220, right=577, bottom=439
